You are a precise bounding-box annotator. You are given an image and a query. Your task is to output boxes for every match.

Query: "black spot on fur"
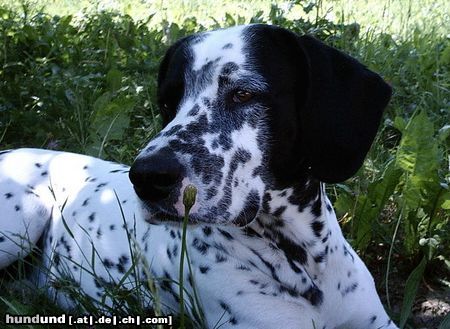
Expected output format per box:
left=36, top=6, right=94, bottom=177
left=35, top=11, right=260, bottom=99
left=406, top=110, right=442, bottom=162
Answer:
left=237, top=264, right=251, bottom=271
left=186, top=59, right=218, bottom=97
left=188, top=104, right=200, bottom=116
left=94, top=182, right=108, bottom=192
left=326, top=203, right=333, bottom=212
left=118, top=255, right=129, bottom=271
left=311, top=197, right=322, bottom=217
left=311, top=221, right=324, bottom=238
left=343, top=244, right=355, bottom=262
left=103, top=258, right=114, bottom=269
left=217, top=228, right=234, bottom=240
left=221, top=62, right=239, bottom=75
left=262, top=193, right=272, bottom=213
left=250, top=248, right=280, bottom=282
left=234, top=189, right=260, bottom=226
left=219, top=301, right=231, bottom=313
left=187, top=273, right=194, bottom=287
left=53, top=253, right=60, bottom=266
left=163, top=124, right=183, bottom=137
left=206, top=186, right=218, bottom=200
left=279, top=285, right=299, bottom=297
left=199, top=266, right=210, bottom=274
left=172, top=244, right=178, bottom=257
left=302, top=285, right=323, bottom=306
left=273, top=206, right=286, bottom=217
left=341, top=282, right=358, bottom=296
left=288, top=181, right=321, bottom=212
left=88, top=213, right=96, bottom=222
left=160, top=270, right=180, bottom=303
left=215, top=253, right=227, bottom=263
left=4, top=193, right=13, bottom=199
left=276, top=234, right=308, bottom=270
left=218, top=133, right=232, bottom=151
left=192, top=238, right=209, bottom=255
left=314, top=253, right=325, bottom=263
left=202, top=226, right=212, bottom=236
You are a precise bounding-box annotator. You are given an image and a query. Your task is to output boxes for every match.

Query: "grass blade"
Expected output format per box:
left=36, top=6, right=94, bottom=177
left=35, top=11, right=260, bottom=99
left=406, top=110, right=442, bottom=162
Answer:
left=399, top=256, right=427, bottom=328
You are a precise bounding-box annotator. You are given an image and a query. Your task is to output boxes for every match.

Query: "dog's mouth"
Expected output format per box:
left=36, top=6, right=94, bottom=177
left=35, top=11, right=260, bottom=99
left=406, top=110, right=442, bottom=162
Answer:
left=138, top=200, right=183, bottom=223
left=134, top=181, right=262, bottom=227
left=139, top=199, right=258, bottom=227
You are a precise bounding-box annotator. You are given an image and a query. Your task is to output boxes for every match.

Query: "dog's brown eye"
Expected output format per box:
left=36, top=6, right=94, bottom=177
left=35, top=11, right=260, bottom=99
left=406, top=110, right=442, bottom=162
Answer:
left=233, top=90, right=253, bottom=103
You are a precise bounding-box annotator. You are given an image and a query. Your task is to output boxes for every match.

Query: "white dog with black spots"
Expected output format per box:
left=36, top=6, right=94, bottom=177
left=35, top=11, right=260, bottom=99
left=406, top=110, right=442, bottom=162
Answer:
left=0, top=24, right=398, bottom=329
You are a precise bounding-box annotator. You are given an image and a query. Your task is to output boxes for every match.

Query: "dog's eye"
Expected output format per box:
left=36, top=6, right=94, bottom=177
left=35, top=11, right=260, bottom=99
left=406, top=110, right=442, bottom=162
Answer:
left=232, top=90, right=253, bottom=103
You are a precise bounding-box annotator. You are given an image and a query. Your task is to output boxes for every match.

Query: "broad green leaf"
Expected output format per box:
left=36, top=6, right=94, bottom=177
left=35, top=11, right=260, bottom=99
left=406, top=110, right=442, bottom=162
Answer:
left=89, top=93, right=134, bottom=156
left=334, top=191, right=355, bottom=219
left=106, top=68, right=123, bottom=92
left=354, top=159, right=402, bottom=250
left=442, top=199, right=450, bottom=210
left=399, top=256, right=427, bottom=328
left=93, top=92, right=112, bottom=113
left=396, top=110, right=441, bottom=211
left=393, top=116, right=407, bottom=132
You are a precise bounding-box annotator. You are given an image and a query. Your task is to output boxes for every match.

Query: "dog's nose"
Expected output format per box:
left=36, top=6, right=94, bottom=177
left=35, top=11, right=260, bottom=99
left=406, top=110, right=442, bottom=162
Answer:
left=129, top=148, right=183, bottom=202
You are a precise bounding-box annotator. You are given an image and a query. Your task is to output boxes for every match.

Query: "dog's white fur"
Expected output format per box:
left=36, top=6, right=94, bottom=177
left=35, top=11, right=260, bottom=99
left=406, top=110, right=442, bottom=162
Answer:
left=0, top=149, right=397, bottom=328
left=0, top=24, right=398, bottom=329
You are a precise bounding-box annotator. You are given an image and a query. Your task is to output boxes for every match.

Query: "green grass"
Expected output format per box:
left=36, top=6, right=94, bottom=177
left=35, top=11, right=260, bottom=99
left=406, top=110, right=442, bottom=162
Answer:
left=0, top=0, right=449, bottom=328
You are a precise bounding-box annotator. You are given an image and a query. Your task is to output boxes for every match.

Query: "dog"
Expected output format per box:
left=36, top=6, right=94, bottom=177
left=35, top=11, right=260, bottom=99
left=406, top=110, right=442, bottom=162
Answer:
left=0, top=24, right=397, bottom=328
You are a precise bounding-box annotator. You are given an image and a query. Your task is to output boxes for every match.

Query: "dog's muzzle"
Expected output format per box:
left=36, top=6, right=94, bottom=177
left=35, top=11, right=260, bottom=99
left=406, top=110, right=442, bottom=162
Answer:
left=129, top=148, right=184, bottom=203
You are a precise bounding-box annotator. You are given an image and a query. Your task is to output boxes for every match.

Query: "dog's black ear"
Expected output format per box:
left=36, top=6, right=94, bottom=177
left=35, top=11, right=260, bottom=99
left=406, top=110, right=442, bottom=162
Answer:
left=297, top=35, right=392, bottom=183
left=158, top=39, right=183, bottom=87
left=157, top=36, right=192, bottom=125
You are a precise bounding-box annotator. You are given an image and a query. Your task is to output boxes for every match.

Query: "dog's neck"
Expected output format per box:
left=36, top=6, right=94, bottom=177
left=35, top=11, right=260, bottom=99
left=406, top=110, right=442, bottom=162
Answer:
left=249, top=179, right=344, bottom=274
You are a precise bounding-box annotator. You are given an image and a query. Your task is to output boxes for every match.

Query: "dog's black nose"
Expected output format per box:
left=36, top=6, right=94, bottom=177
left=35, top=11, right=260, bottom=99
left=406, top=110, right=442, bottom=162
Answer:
left=129, top=148, right=183, bottom=202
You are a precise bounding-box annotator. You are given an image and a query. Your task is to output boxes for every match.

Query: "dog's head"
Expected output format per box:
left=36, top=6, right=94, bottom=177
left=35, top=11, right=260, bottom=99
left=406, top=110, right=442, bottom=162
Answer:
left=129, top=24, right=391, bottom=225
